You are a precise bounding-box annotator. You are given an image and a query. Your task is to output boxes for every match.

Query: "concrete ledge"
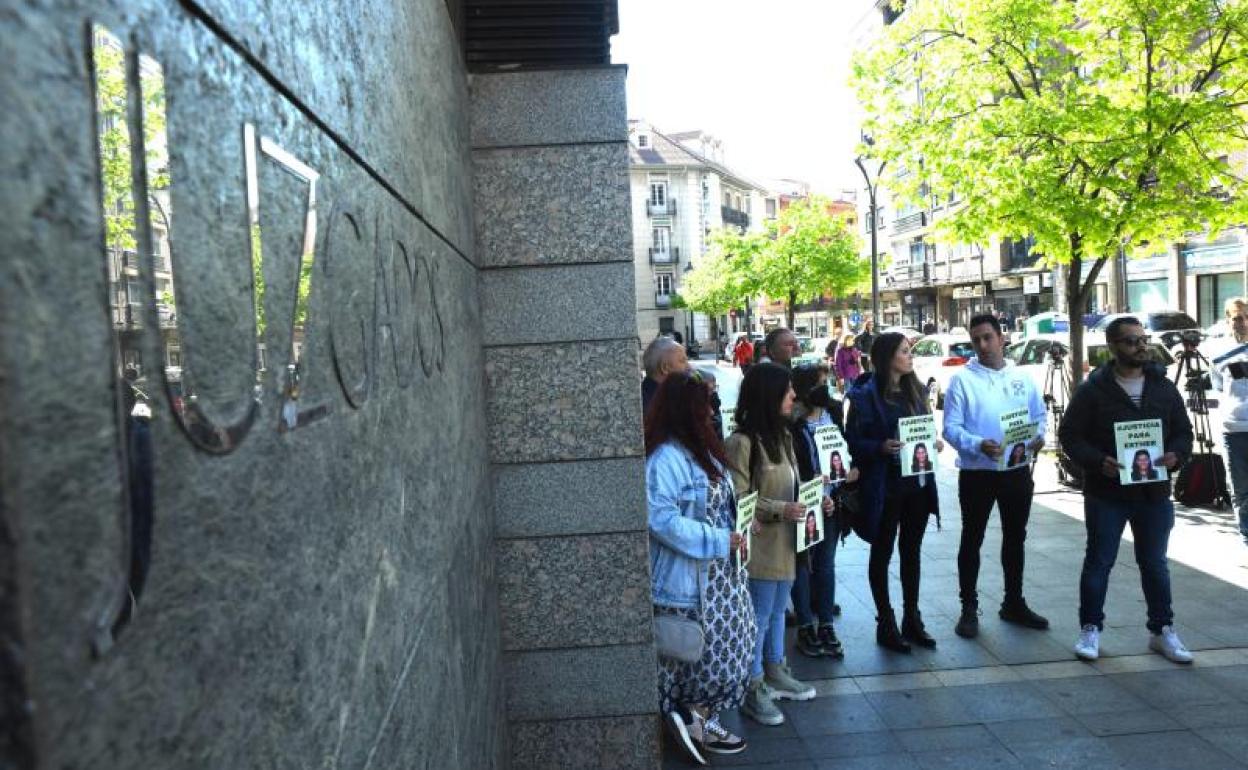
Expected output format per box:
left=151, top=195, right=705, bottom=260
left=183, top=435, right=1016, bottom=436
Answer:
left=493, top=458, right=646, bottom=539
left=504, top=643, right=658, bottom=722
left=473, top=143, right=632, bottom=267
left=510, top=714, right=660, bottom=770
left=485, top=339, right=643, bottom=463
left=480, top=262, right=636, bottom=346
left=497, top=532, right=652, bottom=651
left=470, top=67, right=628, bottom=148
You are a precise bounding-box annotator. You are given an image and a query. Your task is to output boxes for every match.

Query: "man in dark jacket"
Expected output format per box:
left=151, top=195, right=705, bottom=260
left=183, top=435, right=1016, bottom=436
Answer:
left=1058, top=317, right=1194, bottom=664
left=854, top=319, right=876, bottom=373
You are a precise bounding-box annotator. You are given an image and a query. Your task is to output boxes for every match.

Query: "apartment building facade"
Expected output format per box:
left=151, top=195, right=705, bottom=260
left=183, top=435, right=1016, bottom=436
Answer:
left=628, top=121, right=768, bottom=343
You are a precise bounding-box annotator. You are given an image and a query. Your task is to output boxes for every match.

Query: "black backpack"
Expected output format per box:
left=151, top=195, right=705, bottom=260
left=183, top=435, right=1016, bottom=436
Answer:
left=1173, top=453, right=1230, bottom=508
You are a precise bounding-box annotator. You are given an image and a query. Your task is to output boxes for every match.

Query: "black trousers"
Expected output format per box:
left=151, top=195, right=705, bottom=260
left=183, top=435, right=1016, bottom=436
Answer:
left=957, top=468, right=1034, bottom=608
left=869, top=486, right=929, bottom=616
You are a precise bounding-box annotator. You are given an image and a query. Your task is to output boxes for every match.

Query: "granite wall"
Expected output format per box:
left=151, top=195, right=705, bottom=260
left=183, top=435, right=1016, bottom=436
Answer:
left=1, top=1, right=503, bottom=768
left=473, top=68, right=660, bottom=770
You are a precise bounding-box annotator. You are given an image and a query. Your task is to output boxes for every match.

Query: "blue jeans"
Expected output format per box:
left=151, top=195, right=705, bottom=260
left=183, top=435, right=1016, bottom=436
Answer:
left=747, top=578, right=792, bottom=678
left=1079, top=496, right=1175, bottom=633
left=1223, top=432, right=1248, bottom=539
left=791, top=532, right=838, bottom=627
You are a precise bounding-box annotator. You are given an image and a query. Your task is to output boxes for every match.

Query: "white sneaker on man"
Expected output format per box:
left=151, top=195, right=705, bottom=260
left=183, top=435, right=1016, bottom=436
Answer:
left=1074, top=624, right=1100, bottom=661
left=1149, top=625, right=1194, bottom=664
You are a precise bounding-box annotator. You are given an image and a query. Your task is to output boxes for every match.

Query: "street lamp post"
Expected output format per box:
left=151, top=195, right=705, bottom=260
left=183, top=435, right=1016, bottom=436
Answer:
left=855, top=150, right=886, bottom=329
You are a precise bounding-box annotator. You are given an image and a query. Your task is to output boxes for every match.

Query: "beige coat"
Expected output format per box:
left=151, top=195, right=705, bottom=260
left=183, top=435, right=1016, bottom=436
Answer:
left=724, top=431, right=798, bottom=581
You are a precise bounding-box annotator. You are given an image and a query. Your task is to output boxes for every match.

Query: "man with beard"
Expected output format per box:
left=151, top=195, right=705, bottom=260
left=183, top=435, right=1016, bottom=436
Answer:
left=1059, top=317, right=1193, bottom=663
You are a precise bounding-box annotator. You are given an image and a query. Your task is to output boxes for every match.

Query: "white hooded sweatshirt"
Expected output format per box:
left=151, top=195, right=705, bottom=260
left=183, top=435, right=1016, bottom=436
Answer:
left=942, top=357, right=1047, bottom=471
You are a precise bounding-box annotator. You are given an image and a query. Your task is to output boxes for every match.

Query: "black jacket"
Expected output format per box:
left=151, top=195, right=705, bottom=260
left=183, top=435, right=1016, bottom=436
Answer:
left=1058, top=362, right=1193, bottom=503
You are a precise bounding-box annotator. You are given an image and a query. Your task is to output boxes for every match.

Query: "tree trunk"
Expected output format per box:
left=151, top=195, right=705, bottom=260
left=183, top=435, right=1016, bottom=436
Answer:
left=709, top=315, right=720, bottom=356
left=1066, top=234, right=1086, bottom=391
left=787, top=290, right=797, bottom=330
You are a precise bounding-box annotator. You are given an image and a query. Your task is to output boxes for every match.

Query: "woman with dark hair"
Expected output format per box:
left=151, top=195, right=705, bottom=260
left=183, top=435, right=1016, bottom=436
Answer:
left=804, top=510, right=818, bottom=548
left=911, top=443, right=933, bottom=474
left=829, top=451, right=848, bottom=480
left=646, top=372, right=756, bottom=762
left=1131, top=449, right=1159, bottom=481
left=1008, top=442, right=1028, bottom=468
left=845, top=333, right=943, bottom=653
left=725, top=363, right=816, bottom=726
left=788, top=362, right=855, bottom=660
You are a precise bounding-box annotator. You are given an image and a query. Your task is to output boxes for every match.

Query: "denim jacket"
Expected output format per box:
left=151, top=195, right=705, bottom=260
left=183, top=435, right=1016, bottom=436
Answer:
left=647, top=441, right=734, bottom=609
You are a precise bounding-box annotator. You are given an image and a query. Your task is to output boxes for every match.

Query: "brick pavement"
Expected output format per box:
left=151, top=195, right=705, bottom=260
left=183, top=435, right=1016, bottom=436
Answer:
left=663, top=458, right=1248, bottom=769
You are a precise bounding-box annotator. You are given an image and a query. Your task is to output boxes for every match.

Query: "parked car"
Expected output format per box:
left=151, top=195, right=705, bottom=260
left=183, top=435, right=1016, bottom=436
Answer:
left=1090, top=310, right=1199, bottom=349
left=1007, top=332, right=1183, bottom=402
left=911, top=334, right=974, bottom=409
left=882, top=326, right=924, bottom=345
left=794, top=336, right=834, bottom=366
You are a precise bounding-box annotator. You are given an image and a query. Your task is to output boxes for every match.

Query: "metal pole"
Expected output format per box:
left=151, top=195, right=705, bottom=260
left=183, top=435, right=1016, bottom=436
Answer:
left=855, top=154, right=885, bottom=330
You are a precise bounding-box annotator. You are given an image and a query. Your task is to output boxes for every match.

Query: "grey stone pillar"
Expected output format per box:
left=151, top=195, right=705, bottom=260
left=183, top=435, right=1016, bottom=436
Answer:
left=470, top=68, right=660, bottom=769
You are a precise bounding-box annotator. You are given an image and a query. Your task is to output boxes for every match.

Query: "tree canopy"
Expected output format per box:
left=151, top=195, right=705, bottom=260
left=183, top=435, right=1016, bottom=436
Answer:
left=853, top=0, right=1248, bottom=380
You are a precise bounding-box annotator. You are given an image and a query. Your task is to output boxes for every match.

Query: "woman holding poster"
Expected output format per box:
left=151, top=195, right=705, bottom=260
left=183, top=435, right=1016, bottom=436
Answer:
left=725, top=363, right=818, bottom=726
left=788, top=363, right=856, bottom=660
left=645, top=372, right=757, bottom=762
left=910, top=443, right=934, bottom=474
left=846, top=332, right=943, bottom=653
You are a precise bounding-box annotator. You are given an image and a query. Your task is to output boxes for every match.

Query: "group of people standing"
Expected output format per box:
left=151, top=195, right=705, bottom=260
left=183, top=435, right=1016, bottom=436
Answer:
left=645, top=309, right=1213, bottom=766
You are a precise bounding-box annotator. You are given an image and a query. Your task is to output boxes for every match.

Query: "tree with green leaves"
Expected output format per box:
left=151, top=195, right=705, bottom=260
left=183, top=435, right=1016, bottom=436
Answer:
left=679, top=227, right=766, bottom=350
left=756, top=196, right=867, bottom=329
left=853, top=0, right=1248, bottom=384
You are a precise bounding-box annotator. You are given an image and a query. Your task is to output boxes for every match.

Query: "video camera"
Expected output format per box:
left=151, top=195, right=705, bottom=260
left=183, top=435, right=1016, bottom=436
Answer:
left=1178, top=329, right=1204, bottom=347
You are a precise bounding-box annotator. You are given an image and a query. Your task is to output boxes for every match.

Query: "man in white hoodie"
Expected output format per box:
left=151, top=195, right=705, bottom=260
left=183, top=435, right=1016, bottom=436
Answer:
left=942, top=314, right=1049, bottom=638
left=1208, top=297, right=1248, bottom=545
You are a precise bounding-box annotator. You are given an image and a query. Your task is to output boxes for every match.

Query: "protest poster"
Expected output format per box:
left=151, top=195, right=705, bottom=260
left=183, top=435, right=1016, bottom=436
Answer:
left=796, top=478, right=824, bottom=552
left=721, top=406, right=737, bottom=439
left=998, top=407, right=1038, bottom=471
left=735, top=491, right=757, bottom=570
left=814, top=424, right=851, bottom=486
left=899, top=414, right=938, bottom=477
left=1114, top=419, right=1168, bottom=485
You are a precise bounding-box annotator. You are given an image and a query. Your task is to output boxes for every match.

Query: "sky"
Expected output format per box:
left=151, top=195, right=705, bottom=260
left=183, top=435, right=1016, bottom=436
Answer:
left=611, top=0, right=877, bottom=197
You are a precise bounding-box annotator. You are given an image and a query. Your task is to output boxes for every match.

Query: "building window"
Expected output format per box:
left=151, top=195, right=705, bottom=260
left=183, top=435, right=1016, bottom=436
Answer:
left=649, top=181, right=667, bottom=206
left=1197, top=272, right=1241, bottom=326
left=655, top=272, right=674, bottom=296
left=653, top=226, right=671, bottom=253
left=638, top=134, right=649, bottom=148
left=765, top=198, right=777, bottom=219
left=909, top=241, right=925, bottom=264
left=659, top=316, right=675, bottom=334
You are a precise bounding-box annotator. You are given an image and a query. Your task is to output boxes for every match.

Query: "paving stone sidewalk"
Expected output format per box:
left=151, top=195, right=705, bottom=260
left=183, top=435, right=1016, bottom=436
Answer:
left=663, top=459, right=1248, bottom=769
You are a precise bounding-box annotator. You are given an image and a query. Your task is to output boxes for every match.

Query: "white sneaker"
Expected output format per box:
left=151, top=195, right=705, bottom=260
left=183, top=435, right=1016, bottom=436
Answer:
left=1149, top=625, right=1194, bottom=664
left=1074, top=624, right=1100, bottom=660
left=664, top=709, right=707, bottom=766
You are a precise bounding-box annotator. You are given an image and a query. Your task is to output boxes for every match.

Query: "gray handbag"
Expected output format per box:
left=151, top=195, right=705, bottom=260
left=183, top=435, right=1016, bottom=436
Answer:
left=653, top=558, right=708, bottom=663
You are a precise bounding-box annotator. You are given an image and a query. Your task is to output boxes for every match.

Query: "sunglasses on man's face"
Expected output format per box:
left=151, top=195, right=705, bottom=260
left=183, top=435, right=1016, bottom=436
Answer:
left=1112, top=335, right=1151, bottom=347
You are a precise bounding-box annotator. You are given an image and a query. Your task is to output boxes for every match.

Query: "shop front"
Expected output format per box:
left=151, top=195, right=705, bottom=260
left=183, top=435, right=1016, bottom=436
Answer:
left=1183, top=241, right=1247, bottom=326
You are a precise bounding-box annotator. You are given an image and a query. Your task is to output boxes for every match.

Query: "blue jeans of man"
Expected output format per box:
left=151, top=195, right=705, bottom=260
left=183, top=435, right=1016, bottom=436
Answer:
left=1079, top=495, right=1175, bottom=633
left=1222, top=432, right=1248, bottom=539
left=791, top=531, right=838, bottom=627
left=747, top=578, right=793, bottom=678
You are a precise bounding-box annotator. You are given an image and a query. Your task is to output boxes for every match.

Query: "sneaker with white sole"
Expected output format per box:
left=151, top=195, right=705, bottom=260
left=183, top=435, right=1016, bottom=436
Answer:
left=699, top=717, right=747, bottom=755
left=1074, top=624, right=1100, bottom=661
left=1149, top=625, right=1194, bottom=664
left=741, top=678, right=785, bottom=726
left=663, top=709, right=706, bottom=766
left=764, top=660, right=816, bottom=701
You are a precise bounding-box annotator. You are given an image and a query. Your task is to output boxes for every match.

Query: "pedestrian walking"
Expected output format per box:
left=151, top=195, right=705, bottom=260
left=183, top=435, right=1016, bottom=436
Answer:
left=725, top=363, right=816, bottom=725
left=825, top=326, right=842, bottom=364
left=788, top=362, right=856, bottom=659
left=761, top=328, right=800, bottom=368
left=1059, top=317, right=1195, bottom=663
left=833, top=332, right=862, bottom=390
left=845, top=332, right=942, bottom=653
left=646, top=371, right=755, bottom=764
left=942, top=314, right=1049, bottom=639
left=855, top=319, right=877, bottom=373
left=1208, top=296, right=1248, bottom=546
left=733, top=334, right=754, bottom=371
left=642, top=336, right=688, bottom=413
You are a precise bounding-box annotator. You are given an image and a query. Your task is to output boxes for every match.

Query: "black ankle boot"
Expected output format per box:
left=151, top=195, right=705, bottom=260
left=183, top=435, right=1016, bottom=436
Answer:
left=902, top=609, right=937, bottom=648
left=876, top=609, right=912, bottom=653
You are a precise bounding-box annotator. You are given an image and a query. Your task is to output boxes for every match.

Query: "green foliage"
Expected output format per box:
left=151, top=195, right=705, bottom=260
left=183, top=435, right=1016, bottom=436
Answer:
left=853, top=0, right=1248, bottom=377
left=757, top=196, right=868, bottom=324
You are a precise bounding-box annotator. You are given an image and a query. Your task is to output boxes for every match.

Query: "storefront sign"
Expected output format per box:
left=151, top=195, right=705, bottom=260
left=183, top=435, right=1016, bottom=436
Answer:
left=1183, top=243, right=1245, bottom=272
left=1023, top=275, right=1041, bottom=295
left=952, top=285, right=984, bottom=299
left=992, top=276, right=1023, bottom=291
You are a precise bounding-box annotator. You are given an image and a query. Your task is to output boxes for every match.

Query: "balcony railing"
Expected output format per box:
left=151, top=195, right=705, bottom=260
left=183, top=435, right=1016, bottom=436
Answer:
left=647, top=199, right=677, bottom=217
left=721, top=206, right=750, bottom=230
left=649, top=247, right=680, bottom=265
left=893, top=211, right=927, bottom=234
left=655, top=292, right=673, bottom=308
left=887, top=261, right=932, bottom=286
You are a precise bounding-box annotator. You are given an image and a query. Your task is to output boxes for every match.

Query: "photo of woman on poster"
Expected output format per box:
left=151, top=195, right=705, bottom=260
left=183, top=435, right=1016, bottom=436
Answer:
left=1006, top=442, right=1027, bottom=468
left=804, top=510, right=817, bottom=548
left=1130, top=449, right=1159, bottom=481
left=910, top=442, right=933, bottom=474
left=829, top=450, right=848, bottom=481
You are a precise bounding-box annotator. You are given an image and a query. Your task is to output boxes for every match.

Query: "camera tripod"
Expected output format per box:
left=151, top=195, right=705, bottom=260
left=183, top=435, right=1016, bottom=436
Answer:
left=1042, top=344, right=1080, bottom=488
left=1173, top=342, right=1231, bottom=508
